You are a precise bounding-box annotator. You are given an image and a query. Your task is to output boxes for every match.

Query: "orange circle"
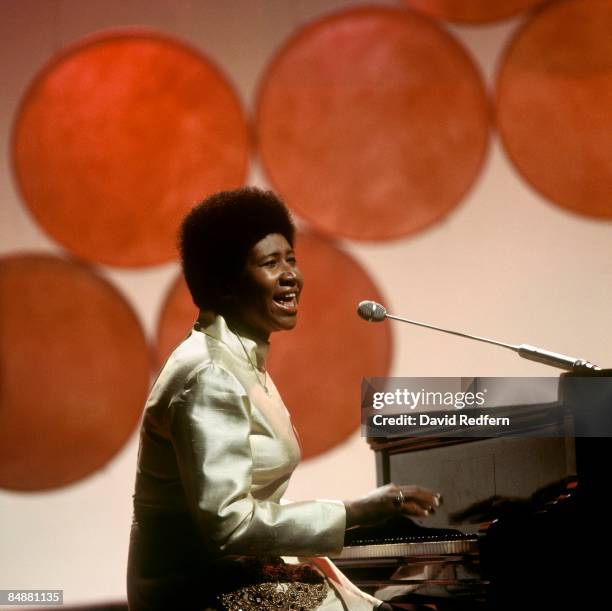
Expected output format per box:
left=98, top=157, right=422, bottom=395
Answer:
left=156, top=233, right=392, bottom=459
left=496, top=0, right=612, bottom=218
left=256, top=7, right=490, bottom=241
left=0, top=255, right=150, bottom=490
left=12, top=31, right=250, bottom=266
left=403, top=0, right=546, bottom=23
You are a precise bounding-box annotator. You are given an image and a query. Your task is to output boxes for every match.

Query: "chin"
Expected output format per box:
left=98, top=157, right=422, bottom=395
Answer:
left=275, top=316, right=298, bottom=332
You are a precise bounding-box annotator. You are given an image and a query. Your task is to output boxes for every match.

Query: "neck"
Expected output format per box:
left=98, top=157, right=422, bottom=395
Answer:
left=218, top=309, right=270, bottom=344
left=227, top=319, right=270, bottom=345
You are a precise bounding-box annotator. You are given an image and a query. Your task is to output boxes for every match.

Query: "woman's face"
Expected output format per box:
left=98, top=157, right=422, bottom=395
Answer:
left=230, top=233, right=304, bottom=341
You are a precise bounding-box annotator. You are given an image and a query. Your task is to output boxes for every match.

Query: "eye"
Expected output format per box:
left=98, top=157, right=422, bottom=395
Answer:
left=261, top=258, right=276, bottom=268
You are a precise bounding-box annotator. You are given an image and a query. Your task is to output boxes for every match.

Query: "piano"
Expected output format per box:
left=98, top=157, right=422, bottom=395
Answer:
left=332, top=370, right=611, bottom=609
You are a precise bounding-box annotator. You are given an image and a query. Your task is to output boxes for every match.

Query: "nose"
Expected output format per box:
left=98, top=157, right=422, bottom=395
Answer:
left=279, top=262, right=302, bottom=287
left=279, top=269, right=297, bottom=284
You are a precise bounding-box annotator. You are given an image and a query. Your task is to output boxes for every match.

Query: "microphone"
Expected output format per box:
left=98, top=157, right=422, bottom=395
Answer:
left=356, top=300, right=386, bottom=322
left=356, top=300, right=600, bottom=372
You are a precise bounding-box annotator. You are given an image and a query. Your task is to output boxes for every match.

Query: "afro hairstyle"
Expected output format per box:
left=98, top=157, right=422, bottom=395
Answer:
left=179, top=187, right=296, bottom=310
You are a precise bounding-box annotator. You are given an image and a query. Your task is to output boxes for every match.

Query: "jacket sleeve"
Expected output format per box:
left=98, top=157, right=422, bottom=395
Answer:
left=169, top=363, right=346, bottom=556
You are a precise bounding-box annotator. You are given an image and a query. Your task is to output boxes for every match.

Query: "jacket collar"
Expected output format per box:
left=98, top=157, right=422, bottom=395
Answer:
left=194, top=311, right=269, bottom=371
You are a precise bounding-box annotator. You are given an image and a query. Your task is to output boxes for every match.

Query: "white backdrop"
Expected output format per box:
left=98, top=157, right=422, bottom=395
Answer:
left=1, top=0, right=610, bottom=605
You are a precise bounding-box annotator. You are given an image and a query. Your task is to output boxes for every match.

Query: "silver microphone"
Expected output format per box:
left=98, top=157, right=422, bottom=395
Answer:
left=356, top=300, right=600, bottom=372
left=356, top=300, right=386, bottom=322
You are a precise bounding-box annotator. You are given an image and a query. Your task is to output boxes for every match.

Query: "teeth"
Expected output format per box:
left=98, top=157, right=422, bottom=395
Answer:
left=275, top=292, right=297, bottom=305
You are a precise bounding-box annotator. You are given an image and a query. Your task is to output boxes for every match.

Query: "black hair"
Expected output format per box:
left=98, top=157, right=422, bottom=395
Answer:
left=179, top=187, right=296, bottom=310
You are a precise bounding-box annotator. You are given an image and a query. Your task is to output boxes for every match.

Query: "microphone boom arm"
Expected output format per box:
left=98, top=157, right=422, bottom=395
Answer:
left=387, top=313, right=599, bottom=372
left=358, top=301, right=601, bottom=372
left=385, top=313, right=517, bottom=351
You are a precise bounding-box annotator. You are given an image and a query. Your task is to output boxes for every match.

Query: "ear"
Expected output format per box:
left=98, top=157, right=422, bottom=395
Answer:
left=216, top=282, right=241, bottom=308
left=217, top=286, right=234, bottom=303
left=216, top=266, right=248, bottom=309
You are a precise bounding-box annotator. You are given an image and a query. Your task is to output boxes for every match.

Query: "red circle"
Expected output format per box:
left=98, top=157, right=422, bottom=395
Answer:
left=0, top=254, right=151, bottom=491
left=496, top=0, right=612, bottom=218
left=403, top=0, right=546, bottom=23
left=156, top=233, right=392, bottom=459
left=12, top=31, right=250, bottom=266
left=256, top=7, right=490, bottom=241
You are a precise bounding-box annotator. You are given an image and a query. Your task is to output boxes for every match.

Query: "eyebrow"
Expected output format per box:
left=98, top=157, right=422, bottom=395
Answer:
left=256, top=248, right=295, bottom=261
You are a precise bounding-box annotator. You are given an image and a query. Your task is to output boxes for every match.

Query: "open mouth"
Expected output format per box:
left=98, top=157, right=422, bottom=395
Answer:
left=273, top=291, right=299, bottom=313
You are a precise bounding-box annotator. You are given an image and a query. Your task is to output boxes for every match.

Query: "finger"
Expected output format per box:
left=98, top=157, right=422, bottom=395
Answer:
left=401, top=500, right=431, bottom=517
left=390, top=489, right=426, bottom=514
left=401, top=486, right=442, bottom=509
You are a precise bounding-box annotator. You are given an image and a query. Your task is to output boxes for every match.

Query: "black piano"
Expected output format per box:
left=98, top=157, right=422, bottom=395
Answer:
left=332, top=370, right=612, bottom=609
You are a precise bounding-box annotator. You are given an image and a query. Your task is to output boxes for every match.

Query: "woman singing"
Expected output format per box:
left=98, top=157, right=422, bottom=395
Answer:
left=127, top=187, right=440, bottom=610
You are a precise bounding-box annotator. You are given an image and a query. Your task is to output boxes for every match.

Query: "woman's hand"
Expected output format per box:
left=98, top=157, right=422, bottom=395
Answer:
left=343, top=483, right=441, bottom=529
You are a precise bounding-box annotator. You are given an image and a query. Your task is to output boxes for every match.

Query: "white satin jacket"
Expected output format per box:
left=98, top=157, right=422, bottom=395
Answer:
left=128, top=313, right=379, bottom=610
